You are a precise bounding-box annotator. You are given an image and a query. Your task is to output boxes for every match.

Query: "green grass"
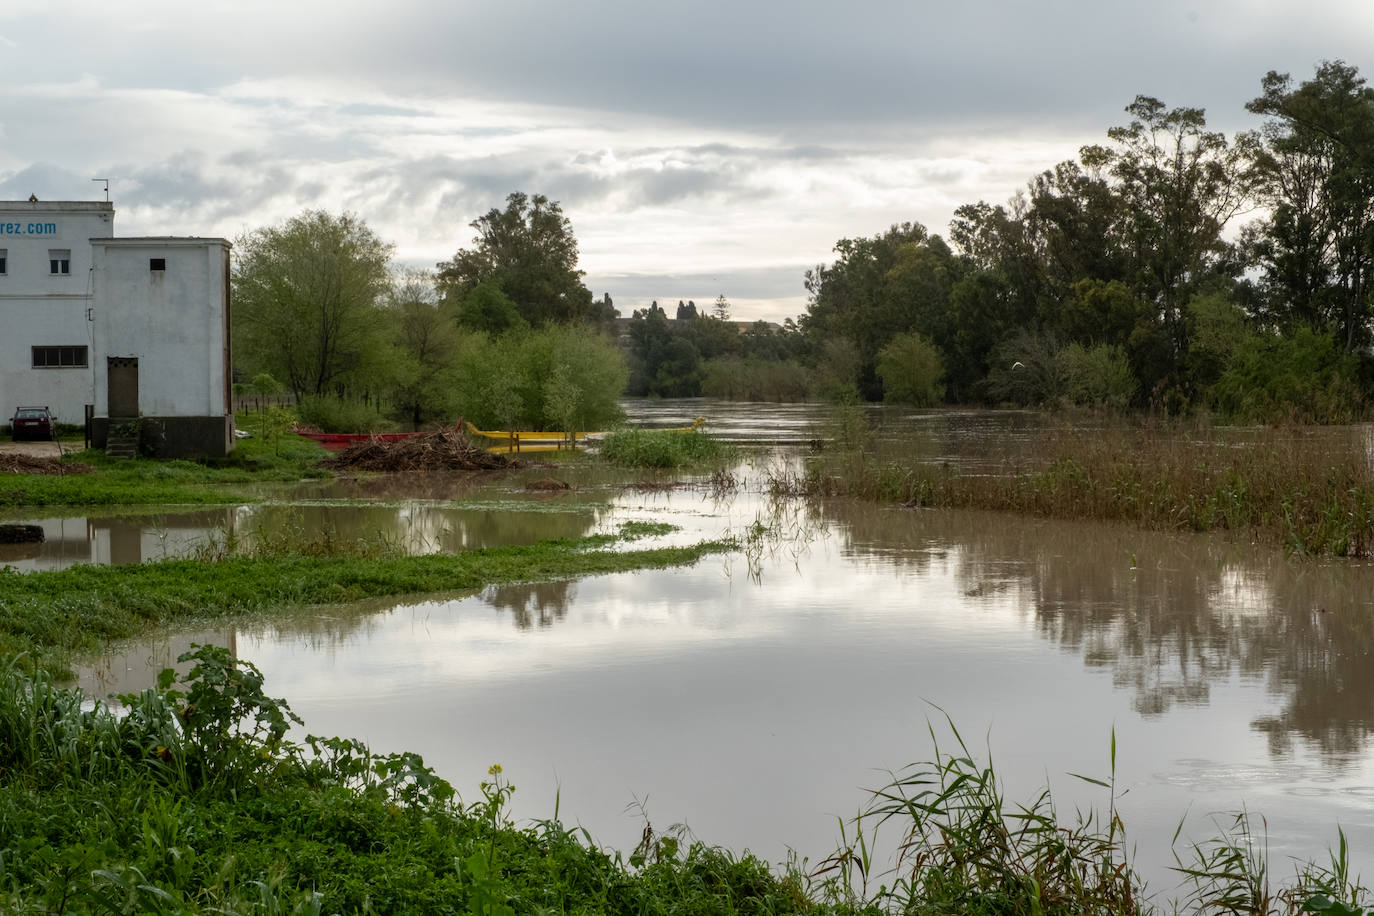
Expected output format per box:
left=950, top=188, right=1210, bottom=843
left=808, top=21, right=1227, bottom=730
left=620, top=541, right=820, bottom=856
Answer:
left=0, top=436, right=333, bottom=508
left=598, top=429, right=734, bottom=469
left=0, top=523, right=730, bottom=680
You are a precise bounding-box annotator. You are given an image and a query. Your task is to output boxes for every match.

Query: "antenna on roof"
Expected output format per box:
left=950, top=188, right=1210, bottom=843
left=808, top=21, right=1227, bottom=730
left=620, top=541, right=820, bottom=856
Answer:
left=91, top=178, right=109, bottom=202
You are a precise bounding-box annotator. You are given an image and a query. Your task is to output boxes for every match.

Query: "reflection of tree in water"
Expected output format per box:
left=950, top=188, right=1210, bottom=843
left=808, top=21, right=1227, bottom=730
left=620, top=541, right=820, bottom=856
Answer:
left=482, top=581, right=575, bottom=630
left=826, top=502, right=1374, bottom=762
left=242, top=502, right=601, bottom=555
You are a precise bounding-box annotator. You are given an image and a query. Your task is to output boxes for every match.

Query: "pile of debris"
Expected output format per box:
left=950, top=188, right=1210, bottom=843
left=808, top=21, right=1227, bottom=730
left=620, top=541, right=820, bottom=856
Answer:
left=0, top=454, right=94, bottom=475
left=320, top=429, right=521, bottom=472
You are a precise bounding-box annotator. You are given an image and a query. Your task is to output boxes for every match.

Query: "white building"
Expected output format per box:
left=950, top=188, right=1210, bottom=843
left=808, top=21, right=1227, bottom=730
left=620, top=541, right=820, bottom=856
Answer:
left=0, top=199, right=233, bottom=457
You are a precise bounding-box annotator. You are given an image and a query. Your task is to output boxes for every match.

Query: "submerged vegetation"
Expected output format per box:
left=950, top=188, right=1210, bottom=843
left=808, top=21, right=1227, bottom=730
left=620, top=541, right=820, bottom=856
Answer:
left=599, top=428, right=735, bottom=469
left=794, top=411, right=1374, bottom=557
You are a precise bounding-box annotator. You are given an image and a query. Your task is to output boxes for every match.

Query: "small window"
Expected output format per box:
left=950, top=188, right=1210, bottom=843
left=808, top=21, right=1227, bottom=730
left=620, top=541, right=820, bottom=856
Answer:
left=150, top=258, right=166, bottom=271
left=32, top=346, right=88, bottom=368
left=0, top=248, right=7, bottom=275
left=48, top=249, right=71, bottom=275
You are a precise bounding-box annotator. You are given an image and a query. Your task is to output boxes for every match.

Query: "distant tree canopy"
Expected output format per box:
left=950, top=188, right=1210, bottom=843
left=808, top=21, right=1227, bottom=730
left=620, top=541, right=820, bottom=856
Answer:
left=436, top=192, right=616, bottom=328
left=794, top=60, right=1374, bottom=419
left=232, top=201, right=628, bottom=433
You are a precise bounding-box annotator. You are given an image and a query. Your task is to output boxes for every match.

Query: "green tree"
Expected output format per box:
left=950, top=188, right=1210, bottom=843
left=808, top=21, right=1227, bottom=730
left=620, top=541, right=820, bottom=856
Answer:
left=387, top=269, right=462, bottom=429
left=436, top=192, right=602, bottom=327
left=1080, top=98, right=1258, bottom=388
left=1246, top=61, right=1374, bottom=351
left=232, top=211, right=394, bottom=400
left=713, top=294, right=731, bottom=321
left=876, top=332, right=945, bottom=406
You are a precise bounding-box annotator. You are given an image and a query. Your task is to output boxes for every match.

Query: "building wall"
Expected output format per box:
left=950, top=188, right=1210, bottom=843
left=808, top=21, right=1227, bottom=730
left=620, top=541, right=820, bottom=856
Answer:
left=90, top=239, right=234, bottom=457
left=0, top=201, right=113, bottom=425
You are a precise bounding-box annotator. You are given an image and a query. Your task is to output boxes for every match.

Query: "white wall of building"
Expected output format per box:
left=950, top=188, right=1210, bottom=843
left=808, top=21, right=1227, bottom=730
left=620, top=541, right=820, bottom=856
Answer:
left=91, top=239, right=231, bottom=419
left=0, top=201, right=113, bottom=424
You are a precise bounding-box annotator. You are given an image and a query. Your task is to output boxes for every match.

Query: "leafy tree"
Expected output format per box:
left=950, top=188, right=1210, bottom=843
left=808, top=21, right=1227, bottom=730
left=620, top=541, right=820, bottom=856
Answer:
left=1080, top=98, right=1258, bottom=387
left=456, top=281, right=528, bottom=335
left=1246, top=61, right=1374, bottom=351
left=387, top=269, right=462, bottom=429
left=676, top=300, right=698, bottom=320
left=436, top=192, right=600, bottom=326
left=876, top=332, right=945, bottom=406
left=802, top=223, right=961, bottom=399
left=713, top=294, right=731, bottom=321
left=232, top=211, right=393, bottom=400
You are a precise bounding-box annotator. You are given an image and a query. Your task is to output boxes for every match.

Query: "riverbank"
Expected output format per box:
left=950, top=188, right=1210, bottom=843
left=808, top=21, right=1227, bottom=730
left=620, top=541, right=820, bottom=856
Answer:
left=0, top=522, right=728, bottom=679
left=793, top=421, right=1374, bottom=557
left=2, top=650, right=1367, bottom=914
left=0, top=437, right=335, bottom=507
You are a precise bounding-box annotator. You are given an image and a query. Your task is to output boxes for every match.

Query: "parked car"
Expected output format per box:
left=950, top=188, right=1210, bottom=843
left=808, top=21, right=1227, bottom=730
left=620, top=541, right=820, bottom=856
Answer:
left=10, top=406, right=55, bottom=441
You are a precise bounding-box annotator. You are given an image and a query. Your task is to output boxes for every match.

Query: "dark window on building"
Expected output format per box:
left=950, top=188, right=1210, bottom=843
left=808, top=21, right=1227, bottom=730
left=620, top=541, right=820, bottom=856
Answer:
left=48, top=249, right=71, bottom=275
left=32, top=346, right=89, bottom=368
left=150, top=258, right=166, bottom=271
left=0, top=248, right=7, bottom=275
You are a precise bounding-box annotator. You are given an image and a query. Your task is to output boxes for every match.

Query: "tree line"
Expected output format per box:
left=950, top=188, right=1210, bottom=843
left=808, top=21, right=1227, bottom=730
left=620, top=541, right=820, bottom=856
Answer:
left=796, top=61, right=1374, bottom=419
left=231, top=193, right=626, bottom=433
left=233, top=60, right=1374, bottom=427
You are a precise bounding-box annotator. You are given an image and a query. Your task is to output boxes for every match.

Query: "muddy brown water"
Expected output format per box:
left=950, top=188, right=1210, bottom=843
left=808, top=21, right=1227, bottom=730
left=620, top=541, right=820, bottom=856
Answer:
left=15, top=402, right=1374, bottom=893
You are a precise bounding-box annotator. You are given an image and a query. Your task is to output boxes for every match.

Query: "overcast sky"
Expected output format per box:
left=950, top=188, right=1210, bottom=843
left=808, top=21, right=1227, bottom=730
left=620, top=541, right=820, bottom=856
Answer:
left=2, top=1, right=1370, bottom=321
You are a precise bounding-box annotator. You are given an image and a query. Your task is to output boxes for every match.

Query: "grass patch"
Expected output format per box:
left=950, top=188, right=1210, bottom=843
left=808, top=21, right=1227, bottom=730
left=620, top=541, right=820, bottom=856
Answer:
left=0, top=523, right=730, bottom=680
left=599, top=429, right=734, bottom=469
left=0, top=437, right=333, bottom=508
left=795, top=424, right=1374, bottom=557
left=0, top=646, right=814, bottom=915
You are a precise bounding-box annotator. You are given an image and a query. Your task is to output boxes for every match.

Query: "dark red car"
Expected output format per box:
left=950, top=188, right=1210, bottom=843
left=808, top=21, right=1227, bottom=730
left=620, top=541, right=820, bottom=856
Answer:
left=10, top=406, right=55, bottom=441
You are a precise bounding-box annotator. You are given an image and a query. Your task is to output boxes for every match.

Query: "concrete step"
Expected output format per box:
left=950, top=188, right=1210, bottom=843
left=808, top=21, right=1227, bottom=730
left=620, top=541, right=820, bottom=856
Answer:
left=105, top=435, right=138, bottom=459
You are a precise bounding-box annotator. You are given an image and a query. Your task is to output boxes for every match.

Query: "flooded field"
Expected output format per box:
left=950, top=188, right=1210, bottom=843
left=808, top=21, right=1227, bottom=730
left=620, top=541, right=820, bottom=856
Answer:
left=14, top=401, right=1374, bottom=891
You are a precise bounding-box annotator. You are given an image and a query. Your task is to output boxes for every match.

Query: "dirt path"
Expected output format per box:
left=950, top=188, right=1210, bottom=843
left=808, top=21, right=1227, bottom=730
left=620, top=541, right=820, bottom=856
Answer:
left=0, top=440, right=66, bottom=459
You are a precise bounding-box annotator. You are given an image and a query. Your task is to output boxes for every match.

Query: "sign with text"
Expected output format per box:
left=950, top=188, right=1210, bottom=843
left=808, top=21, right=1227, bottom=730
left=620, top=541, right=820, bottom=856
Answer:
left=0, top=221, right=58, bottom=237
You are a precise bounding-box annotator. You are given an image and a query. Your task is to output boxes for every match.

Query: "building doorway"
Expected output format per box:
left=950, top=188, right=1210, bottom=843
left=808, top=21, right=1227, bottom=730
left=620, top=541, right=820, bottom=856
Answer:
left=107, top=357, right=139, bottom=419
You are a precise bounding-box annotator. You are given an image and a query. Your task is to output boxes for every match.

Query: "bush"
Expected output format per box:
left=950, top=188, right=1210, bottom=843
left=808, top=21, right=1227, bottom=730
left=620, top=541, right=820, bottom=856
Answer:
left=1056, top=342, right=1137, bottom=410
left=599, top=429, right=731, bottom=468
left=453, top=325, right=627, bottom=432
left=1208, top=327, right=1365, bottom=423
left=296, top=395, right=393, bottom=433
left=877, top=332, right=945, bottom=405
left=701, top=356, right=813, bottom=401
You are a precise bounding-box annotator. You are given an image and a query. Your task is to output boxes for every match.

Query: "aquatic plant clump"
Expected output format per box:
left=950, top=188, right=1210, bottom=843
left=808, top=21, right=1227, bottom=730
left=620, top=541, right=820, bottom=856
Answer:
left=598, top=428, right=734, bottom=469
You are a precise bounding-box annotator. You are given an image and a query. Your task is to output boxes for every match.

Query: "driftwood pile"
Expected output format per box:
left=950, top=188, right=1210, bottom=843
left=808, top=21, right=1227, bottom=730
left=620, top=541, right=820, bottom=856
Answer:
left=0, top=454, right=93, bottom=475
left=321, top=429, right=521, bottom=472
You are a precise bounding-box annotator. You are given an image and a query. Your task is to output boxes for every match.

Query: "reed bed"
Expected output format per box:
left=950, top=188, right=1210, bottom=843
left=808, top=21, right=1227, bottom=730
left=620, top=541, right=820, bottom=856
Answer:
left=796, top=424, right=1374, bottom=557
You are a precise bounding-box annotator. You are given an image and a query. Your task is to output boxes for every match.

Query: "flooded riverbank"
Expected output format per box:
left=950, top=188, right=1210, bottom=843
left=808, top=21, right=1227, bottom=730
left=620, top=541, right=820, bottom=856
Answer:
left=16, top=403, right=1374, bottom=893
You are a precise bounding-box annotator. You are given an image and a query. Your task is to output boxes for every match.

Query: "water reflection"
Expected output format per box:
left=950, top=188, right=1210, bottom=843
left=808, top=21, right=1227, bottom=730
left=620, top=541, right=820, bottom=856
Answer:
left=827, top=501, right=1374, bottom=762
left=484, top=581, right=576, bottom=630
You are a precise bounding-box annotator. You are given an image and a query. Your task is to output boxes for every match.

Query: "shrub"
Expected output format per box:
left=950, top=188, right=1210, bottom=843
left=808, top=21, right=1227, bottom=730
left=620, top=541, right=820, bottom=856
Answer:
left=876, top=332, right=945, bottom=406
left=599, top=429, right=731, bottom=468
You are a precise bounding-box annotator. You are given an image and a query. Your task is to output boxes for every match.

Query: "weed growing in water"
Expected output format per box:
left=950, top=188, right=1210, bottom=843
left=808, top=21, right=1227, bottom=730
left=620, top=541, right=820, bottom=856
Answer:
left=599, top=428, right=735, bottom=469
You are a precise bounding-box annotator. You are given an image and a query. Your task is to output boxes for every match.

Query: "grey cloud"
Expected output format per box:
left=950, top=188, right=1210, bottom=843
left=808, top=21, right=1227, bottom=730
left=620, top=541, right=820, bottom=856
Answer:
left=585, top=265, right=811, bottom=303
left=10, top=0, right=1365, bottom=139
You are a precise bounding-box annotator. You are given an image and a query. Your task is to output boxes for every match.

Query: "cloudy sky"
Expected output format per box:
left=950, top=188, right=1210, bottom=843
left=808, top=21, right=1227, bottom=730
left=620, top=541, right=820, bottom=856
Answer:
left=2, top=1, right=1370, bottom=322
